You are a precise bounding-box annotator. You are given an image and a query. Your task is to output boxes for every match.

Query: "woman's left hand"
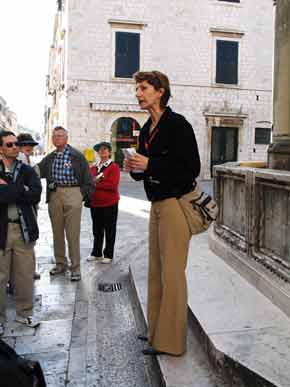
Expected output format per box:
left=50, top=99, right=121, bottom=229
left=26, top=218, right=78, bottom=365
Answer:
left=129, top=153, right=149, bottom=171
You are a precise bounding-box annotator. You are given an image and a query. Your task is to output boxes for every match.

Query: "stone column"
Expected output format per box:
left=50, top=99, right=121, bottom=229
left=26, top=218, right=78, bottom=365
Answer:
left=268, top=0, right=290, bottom=169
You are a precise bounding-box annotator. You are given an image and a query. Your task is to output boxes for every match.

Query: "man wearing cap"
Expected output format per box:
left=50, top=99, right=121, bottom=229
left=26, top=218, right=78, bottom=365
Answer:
left=17, top=133, right=39, bottom=166
left=87, top=142, right=120, bottom=264
left=17, top=133, right=41, bottom=281
left=38, top=126, right=93, bottom=281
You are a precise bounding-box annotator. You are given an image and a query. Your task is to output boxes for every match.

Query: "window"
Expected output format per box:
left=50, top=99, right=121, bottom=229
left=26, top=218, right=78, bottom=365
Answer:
left=115, top=32, right=140, bottom=78
left=255, top=128, right=271, bottom=145
left=216, top=40, right=239, bottom=85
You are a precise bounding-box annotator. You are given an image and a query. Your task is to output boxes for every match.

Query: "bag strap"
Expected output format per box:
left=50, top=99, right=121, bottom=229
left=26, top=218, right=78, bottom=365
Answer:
left=97, top=160, right=113, bottom=174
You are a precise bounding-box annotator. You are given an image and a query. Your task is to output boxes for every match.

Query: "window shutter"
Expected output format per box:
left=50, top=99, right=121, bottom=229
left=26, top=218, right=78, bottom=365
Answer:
left=216, top=40, right=239, bottom=85
left=115, top=32, right=140, bottom=78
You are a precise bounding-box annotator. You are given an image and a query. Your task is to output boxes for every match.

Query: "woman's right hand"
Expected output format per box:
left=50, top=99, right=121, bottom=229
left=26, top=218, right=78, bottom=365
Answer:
left=129, top=153, right=148, bottom=171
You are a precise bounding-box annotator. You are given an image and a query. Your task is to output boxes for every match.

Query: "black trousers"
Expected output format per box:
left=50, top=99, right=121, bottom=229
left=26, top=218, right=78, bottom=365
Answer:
left=90, top=204, right=118, bottom=259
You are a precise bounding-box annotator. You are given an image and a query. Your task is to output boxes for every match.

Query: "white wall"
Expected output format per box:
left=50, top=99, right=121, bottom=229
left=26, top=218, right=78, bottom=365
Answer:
left=59, top=0, right=274, bottom=177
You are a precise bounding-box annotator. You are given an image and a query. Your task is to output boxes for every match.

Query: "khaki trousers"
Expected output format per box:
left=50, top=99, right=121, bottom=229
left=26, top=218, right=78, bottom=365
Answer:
left=48, top=187, right=83, bottom=272
left=148, top=197, right=191, bottom=355
left=0, top=224, right=35, bottom=322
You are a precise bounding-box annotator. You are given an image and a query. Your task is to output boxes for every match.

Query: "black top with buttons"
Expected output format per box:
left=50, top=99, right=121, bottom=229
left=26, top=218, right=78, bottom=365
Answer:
left=131, top=106, right=200, bottom=202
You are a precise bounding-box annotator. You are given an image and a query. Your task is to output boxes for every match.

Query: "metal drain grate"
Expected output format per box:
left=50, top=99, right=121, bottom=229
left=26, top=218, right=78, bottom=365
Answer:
left=98, top=282, right=122, bottom=292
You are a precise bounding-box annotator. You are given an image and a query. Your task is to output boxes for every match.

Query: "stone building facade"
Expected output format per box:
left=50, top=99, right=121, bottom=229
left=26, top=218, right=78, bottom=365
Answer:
left=0, top=96, right=18, bottom=133
left=45, top=0, right=274, bottom=178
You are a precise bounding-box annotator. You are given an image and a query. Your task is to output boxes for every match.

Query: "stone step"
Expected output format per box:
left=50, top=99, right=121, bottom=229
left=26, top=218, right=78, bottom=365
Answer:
left=129, top=258, right=230, bottom=387
left=129, top=232, right=290, bottom=387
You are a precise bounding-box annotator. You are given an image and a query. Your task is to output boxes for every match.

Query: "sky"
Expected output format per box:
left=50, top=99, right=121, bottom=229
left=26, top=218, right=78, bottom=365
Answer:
left=0, top=1, right=56, bottom=132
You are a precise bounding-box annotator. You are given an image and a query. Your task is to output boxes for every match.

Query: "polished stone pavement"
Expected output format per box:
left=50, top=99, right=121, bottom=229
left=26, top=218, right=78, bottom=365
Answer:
left=2, top=176, right=156, bottom=387
left=2, top=176, right=218, bottom=386
left=6, top=174, right=288, bottom=386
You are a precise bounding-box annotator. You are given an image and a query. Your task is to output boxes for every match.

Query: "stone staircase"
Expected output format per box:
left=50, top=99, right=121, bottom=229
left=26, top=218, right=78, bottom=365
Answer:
left=129, top=232, right=290, bottom=387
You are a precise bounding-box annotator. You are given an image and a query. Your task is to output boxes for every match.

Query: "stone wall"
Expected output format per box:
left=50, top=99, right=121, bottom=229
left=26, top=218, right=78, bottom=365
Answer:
left=212, top=163, right=290, bottom=282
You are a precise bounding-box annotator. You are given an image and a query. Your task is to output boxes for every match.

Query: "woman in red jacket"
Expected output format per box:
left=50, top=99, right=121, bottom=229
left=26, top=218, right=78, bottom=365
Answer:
left=87, top=142, right=120, bottom=264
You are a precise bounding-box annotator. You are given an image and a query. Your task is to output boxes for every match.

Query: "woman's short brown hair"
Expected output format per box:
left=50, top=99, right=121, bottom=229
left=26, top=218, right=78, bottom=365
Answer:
left=133, top=71, right=171, bottom=108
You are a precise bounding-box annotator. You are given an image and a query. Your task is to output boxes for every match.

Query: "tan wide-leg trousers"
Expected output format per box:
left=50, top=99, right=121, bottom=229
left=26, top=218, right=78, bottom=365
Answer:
left=48, top=187, right=83, bottom=273
left=0, top=224, right=35, bottom=322
left=148, top=197, right=191, bottom=355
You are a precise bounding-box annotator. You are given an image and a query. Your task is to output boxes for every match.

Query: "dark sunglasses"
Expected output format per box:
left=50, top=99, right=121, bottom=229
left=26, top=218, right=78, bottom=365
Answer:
left=4, top=142, right=20, bottom=148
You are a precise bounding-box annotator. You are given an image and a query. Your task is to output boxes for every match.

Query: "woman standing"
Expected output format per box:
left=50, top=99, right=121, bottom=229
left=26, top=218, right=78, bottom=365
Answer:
left=87, top=142, right=120, bottom=264
left=125, top=71, right=200, bottom=356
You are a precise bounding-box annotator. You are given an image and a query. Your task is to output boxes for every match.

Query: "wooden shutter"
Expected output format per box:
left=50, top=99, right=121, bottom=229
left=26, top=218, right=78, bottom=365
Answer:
left=115, top=32, right=140, bottom=78
left=216, top=40, right=239, bottom=84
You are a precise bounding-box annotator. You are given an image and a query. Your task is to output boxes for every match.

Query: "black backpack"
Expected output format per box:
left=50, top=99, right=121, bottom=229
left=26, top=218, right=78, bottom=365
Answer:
left=0, top=339, right=46, bottom=387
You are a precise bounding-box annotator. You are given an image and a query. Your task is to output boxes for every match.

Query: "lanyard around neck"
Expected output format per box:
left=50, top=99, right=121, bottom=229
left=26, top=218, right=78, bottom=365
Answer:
left=145, top=125, right=160, bottom=151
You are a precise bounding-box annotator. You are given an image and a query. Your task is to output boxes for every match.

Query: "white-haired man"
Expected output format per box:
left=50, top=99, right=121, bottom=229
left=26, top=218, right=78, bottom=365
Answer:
left=38, top=126, right=93, bottom=281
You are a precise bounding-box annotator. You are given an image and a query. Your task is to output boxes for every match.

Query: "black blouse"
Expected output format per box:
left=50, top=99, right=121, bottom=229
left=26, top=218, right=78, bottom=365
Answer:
left=131, top=106, right=200, bottom=202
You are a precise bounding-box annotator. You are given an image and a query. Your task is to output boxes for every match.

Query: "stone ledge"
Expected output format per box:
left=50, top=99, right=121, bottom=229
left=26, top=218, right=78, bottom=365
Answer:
left=209, top=228, right=290, bottom=320
left=129, top=260, right=229, bottom=387
left=187, top=233, right=290, bottom=387
left=130, top=233, right=290, bottom=387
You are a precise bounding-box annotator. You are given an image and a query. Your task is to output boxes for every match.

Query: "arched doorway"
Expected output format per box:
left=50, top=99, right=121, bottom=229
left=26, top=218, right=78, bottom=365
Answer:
left=111, top=117, right=141, bottom=167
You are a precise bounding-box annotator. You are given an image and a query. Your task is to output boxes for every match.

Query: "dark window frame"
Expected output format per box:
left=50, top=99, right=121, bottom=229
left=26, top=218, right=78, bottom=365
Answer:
left=216, top=39, right=239, bottom=85
left=218, top=0, right=240, bottom=3
left=114, top=31, right=140, bottom=79
left=255, top=127, right=271, bottom=145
